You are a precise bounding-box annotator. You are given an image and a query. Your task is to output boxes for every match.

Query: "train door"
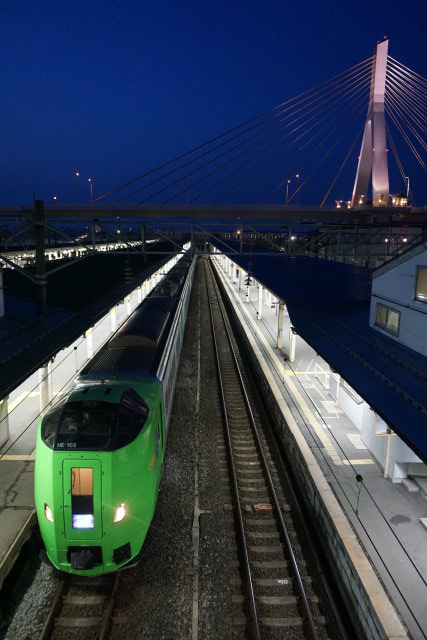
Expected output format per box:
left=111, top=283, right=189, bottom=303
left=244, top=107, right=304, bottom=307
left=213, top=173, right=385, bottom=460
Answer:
left=62, top=460, right=103, bottom=540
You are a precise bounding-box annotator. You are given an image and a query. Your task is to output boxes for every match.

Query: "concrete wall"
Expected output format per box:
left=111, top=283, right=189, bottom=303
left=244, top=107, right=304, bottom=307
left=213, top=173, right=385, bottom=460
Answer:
left=369, top=249, right=427, bottom=356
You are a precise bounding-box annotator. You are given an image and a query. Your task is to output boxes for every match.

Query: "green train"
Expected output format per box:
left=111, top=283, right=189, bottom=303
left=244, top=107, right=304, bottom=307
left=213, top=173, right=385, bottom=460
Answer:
left=34, top=252, right=195, bottom=575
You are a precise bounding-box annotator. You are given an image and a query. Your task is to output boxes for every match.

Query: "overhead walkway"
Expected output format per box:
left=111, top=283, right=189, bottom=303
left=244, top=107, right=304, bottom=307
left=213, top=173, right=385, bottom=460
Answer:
left=211, top=251, right=427, bottom=640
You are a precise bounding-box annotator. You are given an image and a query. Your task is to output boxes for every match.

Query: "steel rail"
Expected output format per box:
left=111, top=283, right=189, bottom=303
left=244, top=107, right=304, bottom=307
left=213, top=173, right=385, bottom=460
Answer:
left=209, top=259, right=318, bottom=640
left=205, top=260, right=261, bottom=640
left=39, top=576, right=69, bottom=640
left=39, top=573, right=118, bottom=640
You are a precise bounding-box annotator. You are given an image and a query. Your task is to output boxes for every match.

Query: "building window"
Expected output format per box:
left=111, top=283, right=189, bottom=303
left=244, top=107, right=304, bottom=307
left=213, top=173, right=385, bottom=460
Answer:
left=415, top=266, right=427, bottom=303
left=375, top=303, right=400, bottom=335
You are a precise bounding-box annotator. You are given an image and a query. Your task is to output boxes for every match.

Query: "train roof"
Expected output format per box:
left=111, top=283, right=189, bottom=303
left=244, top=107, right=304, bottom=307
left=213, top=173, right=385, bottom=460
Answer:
left=109, top=298, right=174, bottom=349
left=78, top=257, right=192, bottom=381
left=79, top=345, right=158, bottom=378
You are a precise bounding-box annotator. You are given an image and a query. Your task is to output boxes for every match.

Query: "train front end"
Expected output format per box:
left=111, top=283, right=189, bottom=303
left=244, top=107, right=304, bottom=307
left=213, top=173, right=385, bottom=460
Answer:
left=34, top=379, right=164, bottom=576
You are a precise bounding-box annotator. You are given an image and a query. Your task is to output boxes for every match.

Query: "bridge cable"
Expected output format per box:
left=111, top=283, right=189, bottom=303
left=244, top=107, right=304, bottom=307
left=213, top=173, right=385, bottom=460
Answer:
left=385, top=92, right=427, bottom=151
left=217, top=86, right=369, bottom=205
left=118, top=62, right=373, bottom=204
left=161, top=75, right=372, bottom=205
left=320, top=122, right=366, bottom=206
left=95, top=56, right=373, bottom=204
left=263, top=96, right=369, bottom=203
left=385, top=101, right=427, bottom=172
left=385, top=121, right=416, bottom=205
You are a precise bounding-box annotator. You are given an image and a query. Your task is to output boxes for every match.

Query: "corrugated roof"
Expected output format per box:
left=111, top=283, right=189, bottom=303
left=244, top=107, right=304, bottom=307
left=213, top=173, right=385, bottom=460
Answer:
left=80, top=346, right=157, bottom=377
left=373, top=240, right=427, bottom=278
left=223, top=250, right=427, bottom=463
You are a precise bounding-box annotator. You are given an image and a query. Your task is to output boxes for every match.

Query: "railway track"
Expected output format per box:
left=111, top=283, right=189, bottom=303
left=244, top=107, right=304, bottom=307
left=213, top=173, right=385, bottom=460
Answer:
left=205, top=259, right=333, bottom=639
left=40, top=573, right=119, bottom=640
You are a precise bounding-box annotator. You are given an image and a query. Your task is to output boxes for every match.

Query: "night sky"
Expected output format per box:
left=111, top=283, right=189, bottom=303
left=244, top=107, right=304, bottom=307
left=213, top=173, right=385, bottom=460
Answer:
left=1, top=0, right=426, bottom=207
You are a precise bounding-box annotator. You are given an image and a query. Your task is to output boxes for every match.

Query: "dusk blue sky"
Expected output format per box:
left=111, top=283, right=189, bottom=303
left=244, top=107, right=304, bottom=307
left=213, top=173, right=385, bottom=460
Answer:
left=1, top=1, right=426, bottom=207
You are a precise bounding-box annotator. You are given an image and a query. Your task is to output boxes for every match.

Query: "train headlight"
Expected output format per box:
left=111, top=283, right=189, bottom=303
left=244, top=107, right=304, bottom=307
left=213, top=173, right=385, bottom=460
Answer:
left=44, top=503, right=54, bottom=523
left=114, top=503, right=126, bottom=523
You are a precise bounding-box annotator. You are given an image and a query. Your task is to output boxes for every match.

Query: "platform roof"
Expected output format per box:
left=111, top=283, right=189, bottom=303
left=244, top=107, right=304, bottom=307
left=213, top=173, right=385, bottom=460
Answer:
left=224, top=250, right=427, bottom=463
left=0, top=250, right=170, bottom=400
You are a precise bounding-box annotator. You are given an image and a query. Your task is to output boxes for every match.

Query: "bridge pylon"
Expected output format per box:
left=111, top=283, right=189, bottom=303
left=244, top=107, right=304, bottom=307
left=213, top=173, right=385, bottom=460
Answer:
left=351, top=38, right=389, bottom=208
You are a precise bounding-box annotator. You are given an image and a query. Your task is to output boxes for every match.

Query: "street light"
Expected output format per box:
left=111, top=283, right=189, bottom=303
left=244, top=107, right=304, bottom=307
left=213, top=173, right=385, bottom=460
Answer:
left=74, top=171, right=80, bottom=203
left=294, top=173, right=301, bottom=205
left=286, top=174, right=301, bottom=205
left=88, top=178, right=93, bottom=203
left=286, top=179, right=291, bottom=205
left=405, top=176, right=410, bottom=199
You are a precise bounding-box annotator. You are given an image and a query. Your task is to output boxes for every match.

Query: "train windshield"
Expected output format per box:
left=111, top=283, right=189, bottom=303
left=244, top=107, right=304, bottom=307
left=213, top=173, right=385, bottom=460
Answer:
left=54, top=401, right=118, bottom=451
left=41, top=389, right=149, bottom=451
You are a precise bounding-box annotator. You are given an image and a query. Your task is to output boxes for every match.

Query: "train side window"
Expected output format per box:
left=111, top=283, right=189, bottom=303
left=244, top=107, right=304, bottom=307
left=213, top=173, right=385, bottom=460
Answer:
left=41, top=404, right=64, bottom=449
left=114, top=389, right=149, bottom=449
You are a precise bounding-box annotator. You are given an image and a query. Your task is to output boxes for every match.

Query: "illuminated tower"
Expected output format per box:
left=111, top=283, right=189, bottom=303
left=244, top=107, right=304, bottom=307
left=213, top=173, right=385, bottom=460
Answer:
left=352, top=39, right=389, bottom=207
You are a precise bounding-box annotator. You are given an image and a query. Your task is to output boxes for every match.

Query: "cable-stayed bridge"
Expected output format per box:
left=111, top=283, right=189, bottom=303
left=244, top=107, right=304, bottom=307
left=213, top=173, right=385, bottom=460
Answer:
left=1, top=40, right=426, bottom=212
left=0, top=38, right=426, bottom=274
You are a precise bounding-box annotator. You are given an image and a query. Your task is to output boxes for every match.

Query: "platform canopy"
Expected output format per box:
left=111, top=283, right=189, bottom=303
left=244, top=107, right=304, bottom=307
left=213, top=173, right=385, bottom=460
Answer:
left=224, top=250, right=427, bottom=463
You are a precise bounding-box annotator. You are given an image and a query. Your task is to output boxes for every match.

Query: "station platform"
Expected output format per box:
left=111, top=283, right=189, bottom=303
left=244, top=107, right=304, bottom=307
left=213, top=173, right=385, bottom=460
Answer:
left=211, top=253, right=427, bottom=640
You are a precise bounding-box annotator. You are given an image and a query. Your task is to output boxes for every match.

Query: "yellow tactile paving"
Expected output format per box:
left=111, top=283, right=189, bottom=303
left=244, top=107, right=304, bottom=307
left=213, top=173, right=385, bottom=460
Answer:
left=8, top=391, right=39, bottom=412
left=0, top=450, right=35, bottom=461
